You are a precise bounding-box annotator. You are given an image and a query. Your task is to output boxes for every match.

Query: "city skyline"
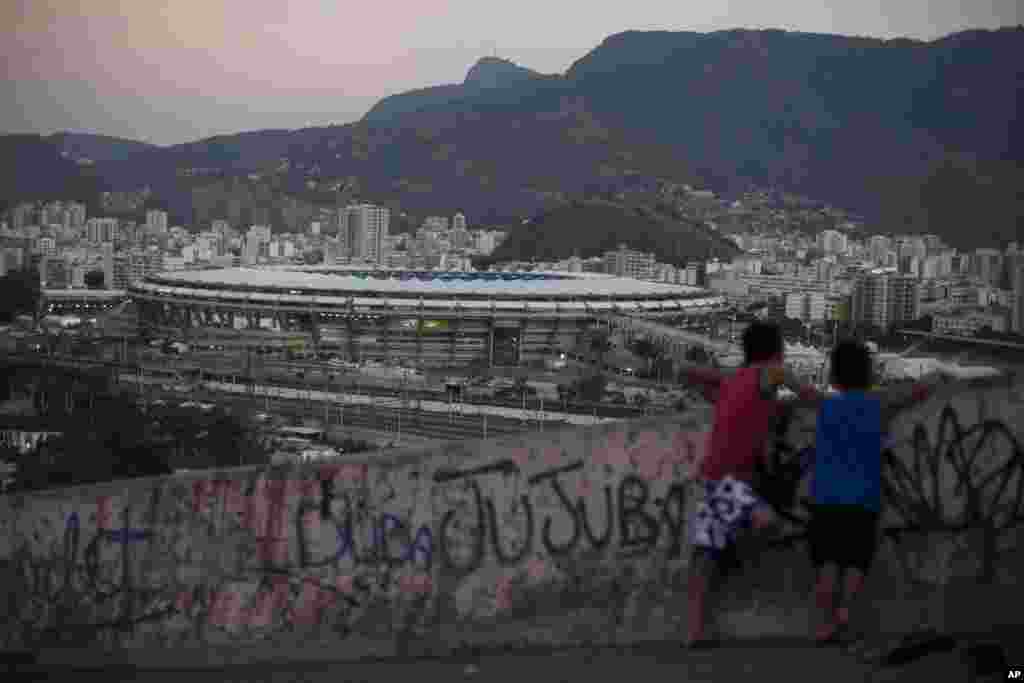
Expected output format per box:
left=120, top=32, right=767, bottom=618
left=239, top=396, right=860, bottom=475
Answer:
left=3, top=0, right=1020, bottom=145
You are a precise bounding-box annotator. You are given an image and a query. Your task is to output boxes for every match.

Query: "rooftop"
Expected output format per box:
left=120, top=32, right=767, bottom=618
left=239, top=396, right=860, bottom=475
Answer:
left=147, top=268, right=709, bottom=299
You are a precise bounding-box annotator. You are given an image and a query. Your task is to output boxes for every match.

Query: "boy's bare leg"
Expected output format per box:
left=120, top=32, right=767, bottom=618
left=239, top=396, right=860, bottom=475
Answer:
left=836, top=568, right=865, bottom=628
left=687, top=550, right=716, bottom=644
left=814, top=563, right=840, bottom=640
left=750, top=504, right=778, bottom=532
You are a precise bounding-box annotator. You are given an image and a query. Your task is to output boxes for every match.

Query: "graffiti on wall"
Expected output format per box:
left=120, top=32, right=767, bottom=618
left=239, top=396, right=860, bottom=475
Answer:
left=3, top=384, right=1022, bottom=652
left=754, top=388, right=1024, bottom=587
left=3, top=426, right=706, bottom=648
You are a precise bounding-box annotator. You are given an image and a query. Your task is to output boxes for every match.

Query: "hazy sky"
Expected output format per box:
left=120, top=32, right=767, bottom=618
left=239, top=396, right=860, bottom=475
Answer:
left=2, top=0, right=1020, bottom=146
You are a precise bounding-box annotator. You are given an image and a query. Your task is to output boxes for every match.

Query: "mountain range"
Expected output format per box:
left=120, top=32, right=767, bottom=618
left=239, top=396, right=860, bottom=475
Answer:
left=1, top=26, right=1021, bottom=254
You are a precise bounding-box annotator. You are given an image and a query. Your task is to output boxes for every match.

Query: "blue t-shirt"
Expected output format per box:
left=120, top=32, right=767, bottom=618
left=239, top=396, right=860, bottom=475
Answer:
left=812, top=391, right=883, bottom=511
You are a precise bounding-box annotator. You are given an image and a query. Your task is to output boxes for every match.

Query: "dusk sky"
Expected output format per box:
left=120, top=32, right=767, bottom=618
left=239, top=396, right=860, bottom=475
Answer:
left=3, top=1, right=1020, bottom=146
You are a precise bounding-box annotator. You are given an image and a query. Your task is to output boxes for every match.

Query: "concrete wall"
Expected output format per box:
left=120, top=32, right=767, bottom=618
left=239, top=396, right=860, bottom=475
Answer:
left=2, top=380, right=1022, bottom=666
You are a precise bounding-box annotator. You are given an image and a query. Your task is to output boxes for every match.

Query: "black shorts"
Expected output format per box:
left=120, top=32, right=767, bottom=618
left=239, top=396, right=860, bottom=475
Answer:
left=808, top=504, right=880, bottom=572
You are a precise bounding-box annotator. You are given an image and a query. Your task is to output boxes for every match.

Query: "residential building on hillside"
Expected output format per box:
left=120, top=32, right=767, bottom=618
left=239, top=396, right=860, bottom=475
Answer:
left=932, top=307, right=1010, bottom=336
left=145, top=209, right=168, bottom=234
left=342, top=204, right=390, bottom=264
left=1013, top=263, right=1024, bottom=333
left=974, top=248, right=1004, bottom=287
left=851, top=271, right=919, bottom=329
left=86, top=218, right=118, bottom=244
left=603, top=244, right=654, bottom=280
left=785, top=291, right=826, bottom=322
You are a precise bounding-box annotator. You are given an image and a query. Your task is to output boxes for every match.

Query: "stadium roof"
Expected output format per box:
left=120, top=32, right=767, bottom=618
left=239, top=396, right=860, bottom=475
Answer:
left=149, top=268, right=708, bottom=298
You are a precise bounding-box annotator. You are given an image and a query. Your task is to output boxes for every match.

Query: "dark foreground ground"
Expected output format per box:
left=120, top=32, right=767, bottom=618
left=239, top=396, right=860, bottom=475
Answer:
left=6, top=630, right=1021, bottom=683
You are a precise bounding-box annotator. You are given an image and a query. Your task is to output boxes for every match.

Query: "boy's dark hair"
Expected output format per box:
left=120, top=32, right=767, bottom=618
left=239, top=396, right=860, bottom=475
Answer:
left=741, top=321, right=784, bottom=365
left=830, top=339, right=873, bottom=390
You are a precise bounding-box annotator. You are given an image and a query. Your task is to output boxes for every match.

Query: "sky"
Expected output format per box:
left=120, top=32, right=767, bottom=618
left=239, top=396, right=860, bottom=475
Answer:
left=2, top=0, right=1020, bottom=146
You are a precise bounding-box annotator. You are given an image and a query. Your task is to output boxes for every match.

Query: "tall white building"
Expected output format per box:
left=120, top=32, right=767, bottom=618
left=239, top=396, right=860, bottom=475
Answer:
left=974, top=248, right=1004, bottom=287
left=868, top=236, right=892, bottom=265
left=64, top=202, right=87, bottom=230
left=603, top=244, right=654, bottom=280
left=146, top=209, right=168, bottom=234
left=102, top=243, right=115, bottom=290
left=473, top=230, right=498, bottom=255
left=86, top=218, right=118, bottom=244
left=452, top=212, right=467, bottom=232
left=343, top=204, right=390, bottom=263
left=851, top=271, right=919, bottom=329
left=1013, top=263, right=1024, bottom=333
left=785, top=292, right=827, bottom=322
left=818, top=230, right=847, bottom=255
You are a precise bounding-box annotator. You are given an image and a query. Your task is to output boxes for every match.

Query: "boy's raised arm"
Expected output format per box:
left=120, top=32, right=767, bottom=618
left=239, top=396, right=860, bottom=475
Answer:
left=676, top=359, right=725, bottom=402
left=874, top=370, right=1008, bottom=427
left=762, top=365, right=823, bottom=403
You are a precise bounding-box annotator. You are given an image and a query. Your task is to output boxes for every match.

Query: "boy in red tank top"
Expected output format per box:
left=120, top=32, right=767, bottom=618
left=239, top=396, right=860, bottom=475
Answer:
left=681, top=321, right=821, bottom=648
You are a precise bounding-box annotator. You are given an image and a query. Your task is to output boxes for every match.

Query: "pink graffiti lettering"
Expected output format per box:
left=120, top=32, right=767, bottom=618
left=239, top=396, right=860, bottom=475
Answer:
left=525, top=557, right=547, bottom=580
left=96, top=496, right=112, bottom=529
left=319, top=463, right=367, bottom=481
left=510, top=447, right=531, bottom=469
left=208, top=590, right=242, bottom=627
left=542, top=446, right=563, bottom=470
left=399, top=574, right=432, bottom=594
left=191, top=481, right=209, bottom=514
left=223, top=480, right=247, bottom=517
left=175, top=590, right=194, bottom=614
left=247, top=577, right=290, bottom=628
left=245, top=480, right=292, bottom=563
left=335, top=575, right=355, bottom=593
left=577, top=476, right=592, bottom=497
left=292, top=578, right=337, bottom=626
left=592, top=431, right=630, bottom=468
left=494, top=575, right=513, bottom=610
left=192, top=479, right=246, bottom=514
left=300, top=507, right=319, bottom=533
left=630, top=430, right=667, bottom=480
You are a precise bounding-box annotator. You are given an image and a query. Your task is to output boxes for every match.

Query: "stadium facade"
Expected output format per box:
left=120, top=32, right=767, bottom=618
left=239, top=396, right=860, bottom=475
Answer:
left=129, top=266, right=723, bottom=366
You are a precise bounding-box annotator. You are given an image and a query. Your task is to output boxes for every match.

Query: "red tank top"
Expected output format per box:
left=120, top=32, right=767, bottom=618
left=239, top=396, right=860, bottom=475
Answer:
left=700, top=366, right=780, bottom=483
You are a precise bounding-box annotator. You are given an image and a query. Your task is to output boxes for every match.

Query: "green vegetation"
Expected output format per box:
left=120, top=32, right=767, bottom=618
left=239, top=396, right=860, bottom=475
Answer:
left=84, top=269, right=105, bottom=289
left=491, top=198, right=739, bottom=266
left=0, top=268, right=41, bottom=323
left=5, top=367, right=269, bottom=492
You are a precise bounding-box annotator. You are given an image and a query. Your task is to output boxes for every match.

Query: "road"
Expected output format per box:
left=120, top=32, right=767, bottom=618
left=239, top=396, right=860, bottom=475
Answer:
left=6, top=350, right=666, bottom=421
left=132, top=383, right=562, bottom=443
left=12, top=633, right=1017, bottom=683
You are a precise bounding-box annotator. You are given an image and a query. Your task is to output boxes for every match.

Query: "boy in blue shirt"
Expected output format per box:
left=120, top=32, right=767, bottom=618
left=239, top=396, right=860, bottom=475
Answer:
left=809, top=340, right=944, bottom=644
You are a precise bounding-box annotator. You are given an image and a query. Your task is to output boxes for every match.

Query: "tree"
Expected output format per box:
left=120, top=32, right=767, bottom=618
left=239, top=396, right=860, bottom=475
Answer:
left=778, top=316, right=806, bottom=340
left=13, top=386, right=269, bottom=492
left=0, top=268, right=41, bottom=323
left=84, top=269, right=105, bottom=289
left=631, top=337, right=667, bottom=379
left=574, top=374, right=607, bottom=403
left=901, top=315, right=933, bottom=332
left=589, top=330, right=611, bottom=368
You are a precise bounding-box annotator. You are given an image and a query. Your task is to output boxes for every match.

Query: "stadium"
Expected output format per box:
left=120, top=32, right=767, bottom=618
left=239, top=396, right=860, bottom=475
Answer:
left=129, top=266, right=724, bottom=366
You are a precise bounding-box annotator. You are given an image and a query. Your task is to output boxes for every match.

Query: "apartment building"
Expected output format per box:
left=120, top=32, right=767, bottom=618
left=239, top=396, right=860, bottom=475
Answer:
left=851, top=270, right=919, bottom=329
left=86, top=218, right=118, bottom=244
left=785, top=291, right=827, bottom=322
left=145, top=209, right=168, bottom=234
left=342, top=204, right=390, bottom=263
left=933, top=307, right=1010, bottom=336
left=603, top=244, right=655, bottom=280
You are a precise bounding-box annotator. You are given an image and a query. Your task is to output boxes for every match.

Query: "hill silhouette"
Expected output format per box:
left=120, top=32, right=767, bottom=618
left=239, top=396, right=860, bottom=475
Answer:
left=2, top=27, right=1020, bottom=251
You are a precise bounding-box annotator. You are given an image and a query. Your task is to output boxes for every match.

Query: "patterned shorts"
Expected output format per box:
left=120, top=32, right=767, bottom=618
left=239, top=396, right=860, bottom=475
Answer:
left=691, top=476, right=763, bottom=553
